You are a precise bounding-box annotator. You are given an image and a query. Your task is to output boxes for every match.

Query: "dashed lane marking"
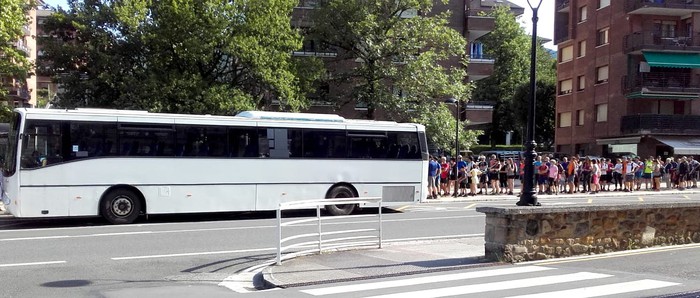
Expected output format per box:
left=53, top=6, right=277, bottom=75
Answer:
left=0, top=260, right=66, bottom=268
left=464, top=203, right=477, bottom=209
left=587, top=198, right=593, bottom=204
left=639, top=197, right=644, bottom=202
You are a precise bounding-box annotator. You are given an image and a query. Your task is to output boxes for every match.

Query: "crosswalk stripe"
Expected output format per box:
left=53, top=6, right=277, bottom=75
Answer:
left=504, top=279, right=680, bottom=298
left=300, top=265, right=554, bottom=296
left=360, top=272, right=611, bottom=298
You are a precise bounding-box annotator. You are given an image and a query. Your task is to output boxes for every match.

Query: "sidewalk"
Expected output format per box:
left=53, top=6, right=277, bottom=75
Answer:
left=261, top=237, right=489, bottom=288
left=261, top=187, right=700, bottom=289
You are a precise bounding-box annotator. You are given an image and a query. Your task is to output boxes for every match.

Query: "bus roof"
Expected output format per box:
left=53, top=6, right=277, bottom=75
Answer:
left=17, top=108, right=420, bottom=130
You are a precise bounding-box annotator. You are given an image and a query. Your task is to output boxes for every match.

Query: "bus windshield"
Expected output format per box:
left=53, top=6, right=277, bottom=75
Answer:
left=3, top=112, right=20, bottom=177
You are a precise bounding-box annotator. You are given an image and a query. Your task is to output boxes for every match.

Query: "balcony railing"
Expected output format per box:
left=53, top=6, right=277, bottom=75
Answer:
left=624, top=32, right=700, bottom=53
left=468, top=53, right=495, bottom=61
left=623, top=73, right=700, bottom=95
left=625, top=0, right=700, bottom=13
left=621, top=114, right=700, bottom=135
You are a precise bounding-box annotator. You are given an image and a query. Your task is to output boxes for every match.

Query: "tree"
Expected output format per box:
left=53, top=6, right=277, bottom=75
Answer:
left=0, top=0, right=33, bottom=98
left=511, top=80, right=556, bottom=150
left=41, top=0, right=322, bottom=115
left=310, top=0, right=470, bottom=121
left=472, top=5, right=556, bottom=147
left=412, top=103, right=480, bottom=154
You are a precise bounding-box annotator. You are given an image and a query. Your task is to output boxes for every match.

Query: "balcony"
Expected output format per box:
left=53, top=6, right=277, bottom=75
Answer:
left=621, top=114, right=700, bottom=135
left=557, top=0, right=570, bottom=12
left=625, top=0, right=700, bottom=15
left=623, top=73, right=700, bottom=99
left=466, top=54, right=495, bottom=81
left=624, top=32, right=700, bottom=53
left=4, top=85, right=30, bottom=101
left=466, top=11, right=495, bottom=41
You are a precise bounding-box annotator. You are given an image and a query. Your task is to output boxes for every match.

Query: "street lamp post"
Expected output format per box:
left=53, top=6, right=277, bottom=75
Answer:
left=444, top=98, right=460, bottom=197
left=517, top=0, right=543, bottom=206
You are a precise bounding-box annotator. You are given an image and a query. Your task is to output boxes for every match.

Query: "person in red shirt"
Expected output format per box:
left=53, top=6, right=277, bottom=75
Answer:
left=439, top=156, right=450, bottom=196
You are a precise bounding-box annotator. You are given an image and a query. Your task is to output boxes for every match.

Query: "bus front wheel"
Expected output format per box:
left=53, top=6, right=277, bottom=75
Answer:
left=101, top=189, right=142, bottom=224
left=325, top=186, right=357, bottom=216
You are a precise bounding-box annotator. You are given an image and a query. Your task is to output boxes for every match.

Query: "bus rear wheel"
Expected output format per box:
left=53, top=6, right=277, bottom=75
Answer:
left=325, top=186, right=357, bottom=216
left=101, top=189, right=142, bottom=224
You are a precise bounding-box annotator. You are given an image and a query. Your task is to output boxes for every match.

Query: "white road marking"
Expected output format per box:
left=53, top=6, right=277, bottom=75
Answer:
left=0, top=260, right=66, bottom=267
left=504, top=279, right=679, bottom=298
left=111, top=247, right=277, bottom=260
left=464, top=203, right=477, bottom=209
left=301, top=266, right=554, bottom=296
left=360, top=272, right=611, bottom=298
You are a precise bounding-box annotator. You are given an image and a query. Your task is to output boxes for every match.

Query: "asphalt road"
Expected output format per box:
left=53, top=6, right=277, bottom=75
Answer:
left=0, top=207, right=483, bottom=297
left=1, top=192, right=699, bottom=297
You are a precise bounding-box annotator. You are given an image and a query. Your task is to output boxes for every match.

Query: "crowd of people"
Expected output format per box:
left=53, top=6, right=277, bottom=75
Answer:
left=426, top=153, right=700, bottom=199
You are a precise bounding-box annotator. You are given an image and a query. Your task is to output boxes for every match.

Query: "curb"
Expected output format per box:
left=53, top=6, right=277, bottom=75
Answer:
left=421, top=189, right=700, bottom=204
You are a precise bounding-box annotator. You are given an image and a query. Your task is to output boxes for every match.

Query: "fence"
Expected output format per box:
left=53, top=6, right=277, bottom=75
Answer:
left=276, top=197, right=383, bottom=265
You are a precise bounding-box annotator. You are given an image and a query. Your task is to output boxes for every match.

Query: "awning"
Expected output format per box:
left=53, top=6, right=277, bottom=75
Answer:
left=643, top=52, right=700, bottom=68
left=596, top=136, right=641, bottom=145
left=655, top=137, right=700, bottom=155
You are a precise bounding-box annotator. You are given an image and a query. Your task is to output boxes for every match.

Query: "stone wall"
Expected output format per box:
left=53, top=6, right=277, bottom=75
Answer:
left=476, top=202, right=700, bottom=263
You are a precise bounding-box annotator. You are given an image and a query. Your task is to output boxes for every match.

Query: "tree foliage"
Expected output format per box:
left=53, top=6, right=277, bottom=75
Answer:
left=310, top=0, right=470, bottom=120
left=472, top=5, right=556, bottom=147
left=412, top=103, right=480, bottom=154
left=511, top=80, right=556, bottom=150
left=41, top=0, right=322, bottom=115
left=0, top=0, right=33, bottom=98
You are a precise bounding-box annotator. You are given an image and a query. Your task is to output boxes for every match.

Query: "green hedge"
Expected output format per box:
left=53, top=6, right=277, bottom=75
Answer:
left=470, top=145, right=524, bottom=154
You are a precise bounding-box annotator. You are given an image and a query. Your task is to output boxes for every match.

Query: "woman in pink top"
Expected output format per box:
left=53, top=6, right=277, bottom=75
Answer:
left=591, top=159, right=601, bottom=194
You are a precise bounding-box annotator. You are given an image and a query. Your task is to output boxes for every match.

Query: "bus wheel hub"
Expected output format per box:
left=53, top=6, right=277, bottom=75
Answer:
left=113, top=198, right=131, bottom=216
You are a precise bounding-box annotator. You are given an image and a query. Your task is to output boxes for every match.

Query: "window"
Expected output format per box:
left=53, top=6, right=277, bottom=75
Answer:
left=559, top=79, right=573, bottom=95
left=578, top=75, right=586, bottom=91
left=596, top=65, right=609, bottom=84
left=265, top=128, right=302, bottom=158
left=298, top=0, right=318, bottom=7
left=598, top=0, right=610, bottom=9
left=303, top=130, right=347, bottom=158
left=597, top=28, right=609, bottom=46
left=596, top=104, right=608, bottom=122
left=21, top=120, right=63, bottom=169
left=229, top=127, right=262, bottom=157
left=560, top=45, right=573, bottom=62
left=578, top=40, right=586, bottom=57
left=654, top=20, right=677, bottom=38
left=558, top=112, right=572, bottom=128
left=579, top=6, right=588, bottom=22
left=577, top=109, right=585, bottom=126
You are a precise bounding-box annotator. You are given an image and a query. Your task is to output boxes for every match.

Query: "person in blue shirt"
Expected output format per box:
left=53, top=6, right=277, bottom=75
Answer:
left=428, top=156, right=441, bottom=199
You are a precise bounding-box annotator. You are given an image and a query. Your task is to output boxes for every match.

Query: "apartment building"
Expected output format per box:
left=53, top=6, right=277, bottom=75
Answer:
left=1, top=2, right=41, bottom=107
left=289, top=0, right=523, bottom=124
left=555, top=0, right=700, bottom=157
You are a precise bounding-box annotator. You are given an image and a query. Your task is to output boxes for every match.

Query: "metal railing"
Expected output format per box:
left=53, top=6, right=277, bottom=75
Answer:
left=276, top=197, right=382, bottom=265
left=622, top=73, right=700, bottom=94
left=624, top=31, right=700, bottom=52
left=621, top=114, right=700, bottom=135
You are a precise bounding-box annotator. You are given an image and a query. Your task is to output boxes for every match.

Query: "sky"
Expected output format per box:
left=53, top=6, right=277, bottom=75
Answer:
left=41, top=0, right=556, bottom=50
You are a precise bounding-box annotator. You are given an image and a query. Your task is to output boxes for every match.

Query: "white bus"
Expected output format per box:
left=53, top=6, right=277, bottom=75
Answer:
left=2, top=108, right=428, bottom=224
